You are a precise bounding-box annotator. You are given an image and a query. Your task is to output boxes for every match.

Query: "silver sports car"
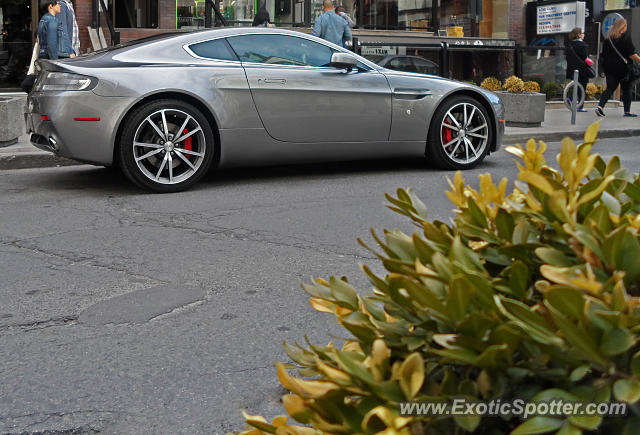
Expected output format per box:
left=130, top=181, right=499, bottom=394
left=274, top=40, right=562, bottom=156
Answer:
left=26, top=28, right=504, bottom=192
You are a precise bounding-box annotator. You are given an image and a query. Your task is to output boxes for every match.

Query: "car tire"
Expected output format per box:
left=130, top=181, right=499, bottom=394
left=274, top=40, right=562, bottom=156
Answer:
left=118, top=99, right=215, bottom=193
left=427, top=95, right=492, bottom=170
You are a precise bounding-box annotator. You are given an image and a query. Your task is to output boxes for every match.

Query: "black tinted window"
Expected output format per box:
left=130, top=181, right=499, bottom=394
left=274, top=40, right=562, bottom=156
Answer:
left=388, top=57, right=416, bottom=72
left=189, top=38, right=237, bottom=61
left=227, top=34, right=333, bottom=67
left=413, top=58, right=438, bottom=74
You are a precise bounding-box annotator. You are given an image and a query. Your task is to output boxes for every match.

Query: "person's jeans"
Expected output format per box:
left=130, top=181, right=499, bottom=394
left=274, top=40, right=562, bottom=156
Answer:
left=599, top=73, right=632, bottom=113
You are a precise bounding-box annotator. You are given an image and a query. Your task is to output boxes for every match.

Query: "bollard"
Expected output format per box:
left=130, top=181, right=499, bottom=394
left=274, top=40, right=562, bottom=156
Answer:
left=571, top=69, right=579, bottom=125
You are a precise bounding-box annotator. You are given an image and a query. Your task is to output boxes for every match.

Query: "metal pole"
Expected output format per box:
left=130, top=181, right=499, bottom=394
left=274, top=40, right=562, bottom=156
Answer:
left=205, top=0, right=212, bottom=28
left=571, top=69, right=579, bottom=125
left=92, top=0, right=99, bottom=28
left=439, top=42, right=450, bottom=78
left=596, top=22, right=601, bottom=77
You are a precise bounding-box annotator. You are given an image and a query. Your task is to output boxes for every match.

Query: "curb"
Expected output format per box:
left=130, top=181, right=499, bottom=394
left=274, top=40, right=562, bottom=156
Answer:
left=0, top=152, right=79, bottom=170
left=502, top=128, right=640, bottom=145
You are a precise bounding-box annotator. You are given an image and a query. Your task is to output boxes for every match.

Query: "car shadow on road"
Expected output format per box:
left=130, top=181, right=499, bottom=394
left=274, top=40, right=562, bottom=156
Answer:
left=33, top=156, right=503, bottom=194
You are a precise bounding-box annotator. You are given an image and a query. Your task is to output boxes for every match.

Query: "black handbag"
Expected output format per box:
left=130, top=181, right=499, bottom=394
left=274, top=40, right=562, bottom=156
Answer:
left=629, top=62, right=640, bottom=82
left=568, top=43, right=595, bottom=78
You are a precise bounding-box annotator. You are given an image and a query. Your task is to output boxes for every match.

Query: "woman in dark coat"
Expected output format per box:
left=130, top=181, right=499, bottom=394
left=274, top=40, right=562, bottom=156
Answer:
left=597, top=18, right=640, bottom=117
left=565, top=27, right=590, bottom=112
left=252, top=5, right=273, bottom=27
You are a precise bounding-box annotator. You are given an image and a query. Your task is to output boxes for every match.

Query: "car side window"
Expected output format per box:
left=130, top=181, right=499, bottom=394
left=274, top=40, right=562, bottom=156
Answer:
left=389, top=57, right=416, bottom=72
left=413, top=58, right=437, bottom=74
left=226, top=34, right=334, bottom=67
left=188, top=38, right=238, bottom=61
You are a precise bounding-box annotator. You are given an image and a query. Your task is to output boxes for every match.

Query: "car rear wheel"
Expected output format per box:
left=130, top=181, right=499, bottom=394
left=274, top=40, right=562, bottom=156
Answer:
left=427, top=95, right=492, bottom=170
left=118, top=99, right=215, bottom=192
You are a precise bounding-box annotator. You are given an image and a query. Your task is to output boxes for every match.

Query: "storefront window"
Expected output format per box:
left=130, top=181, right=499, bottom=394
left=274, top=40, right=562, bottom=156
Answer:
left=221, top=0, right=256, bottom=25
left=478, top=0, right=507, bottom=39
left=114, top=0, right=158, bottom=28
left=177, top=0, right=205, bottom=29
left=605, top=0, right=631, bottom=10
left=343, top=0, right=431, bottom=30
left=0, top=0, right=32, bottom=89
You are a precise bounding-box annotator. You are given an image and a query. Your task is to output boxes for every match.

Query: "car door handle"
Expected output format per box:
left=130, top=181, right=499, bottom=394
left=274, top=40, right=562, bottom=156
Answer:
left=261, top=78, right=287, bottom=84
left=392, top=88, right=431, bottom=99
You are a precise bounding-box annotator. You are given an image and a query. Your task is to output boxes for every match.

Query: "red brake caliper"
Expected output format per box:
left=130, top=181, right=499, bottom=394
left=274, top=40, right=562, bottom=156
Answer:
left=442, top=115, right=453, bottom=145
left=183, top=129, right=192, bottom=159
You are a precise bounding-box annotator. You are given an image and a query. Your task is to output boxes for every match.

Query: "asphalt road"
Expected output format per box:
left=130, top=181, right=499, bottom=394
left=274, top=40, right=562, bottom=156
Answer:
left=1, top=136, right=639, bottom=434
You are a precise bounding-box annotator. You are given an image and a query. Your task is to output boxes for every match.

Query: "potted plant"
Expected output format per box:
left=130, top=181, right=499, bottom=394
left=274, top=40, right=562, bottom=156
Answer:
left=481, top=76, right=546, bottom=127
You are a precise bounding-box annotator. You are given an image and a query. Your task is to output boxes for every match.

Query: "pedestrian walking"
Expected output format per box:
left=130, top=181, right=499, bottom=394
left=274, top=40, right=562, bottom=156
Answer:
left=565, top=27, right=590, bottom=112
left=21, top=0, right=75, bottom=93
left=59, top=0, right=80, bottom=55
left=596, top=18, right=640, bottom=117
left=252, top=5, right=274, bottom=27
left=37, top=0, right=74, bottom=60
left=335, top=6, right=356, bottom=28
left=312, top=0, right=352, bottom=47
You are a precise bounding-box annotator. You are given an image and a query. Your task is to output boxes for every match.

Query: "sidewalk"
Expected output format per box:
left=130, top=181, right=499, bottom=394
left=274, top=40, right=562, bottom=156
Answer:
left=2, top=102, right=640, bottom=170
left=504, top=101, right=640, bottom=145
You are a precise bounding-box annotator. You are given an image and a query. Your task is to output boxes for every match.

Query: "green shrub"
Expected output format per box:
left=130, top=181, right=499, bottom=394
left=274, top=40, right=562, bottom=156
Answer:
left=542, top=82, right=561, bottom=101
left=238, top=122, right=640, bottom=435
left=480, top=77, right=502, bottom=92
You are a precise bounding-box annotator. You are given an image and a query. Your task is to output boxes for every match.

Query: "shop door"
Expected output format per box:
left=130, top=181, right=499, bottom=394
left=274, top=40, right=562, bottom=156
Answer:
left=0, top=0, right=34, bottom=89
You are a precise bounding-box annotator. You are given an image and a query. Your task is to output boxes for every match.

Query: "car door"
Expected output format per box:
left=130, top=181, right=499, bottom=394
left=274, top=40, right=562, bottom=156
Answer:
left=226, top=33, right=392, bottom=143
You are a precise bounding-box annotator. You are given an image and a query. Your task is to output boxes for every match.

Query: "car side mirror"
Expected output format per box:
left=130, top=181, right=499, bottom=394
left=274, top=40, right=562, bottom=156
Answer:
left=330, top=52, right=357, bottom=70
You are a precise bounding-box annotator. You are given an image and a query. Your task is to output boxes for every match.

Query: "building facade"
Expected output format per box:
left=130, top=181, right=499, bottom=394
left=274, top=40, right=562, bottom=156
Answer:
left=0, top=0, right=636, bottom=89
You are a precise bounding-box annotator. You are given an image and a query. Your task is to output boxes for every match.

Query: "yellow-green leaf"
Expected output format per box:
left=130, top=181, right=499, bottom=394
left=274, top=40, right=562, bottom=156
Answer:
left=601, top=327, right=635, bottom=356
left=570, top=366, right=590, bottom=382
left=520, top=171, right=556, bottom=196
left=584, top=121, right=601, bottom=143
left=614, top=378, right=640, bottom=403
left=399, top=352, right=424, bottom=400
left=454, top=415, right=481, bottom=432
left=557, top=421, right=583, bottom=435
left=511, top=416, right=565, bottom=435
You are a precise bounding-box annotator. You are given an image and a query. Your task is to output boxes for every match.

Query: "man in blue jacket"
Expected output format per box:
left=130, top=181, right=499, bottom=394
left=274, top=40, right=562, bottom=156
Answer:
left=58, top=0, right=80, bottom=55
left=312, top=0, right=352, bottom=47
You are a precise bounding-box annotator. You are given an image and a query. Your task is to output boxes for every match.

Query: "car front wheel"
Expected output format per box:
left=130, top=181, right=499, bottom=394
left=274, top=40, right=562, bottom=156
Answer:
left=427, top=96, right=492, bottom=170
left=118, top=99, right=215, bottom=192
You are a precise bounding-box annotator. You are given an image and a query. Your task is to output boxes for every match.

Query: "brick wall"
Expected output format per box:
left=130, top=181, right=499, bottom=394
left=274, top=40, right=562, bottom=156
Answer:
left=508, top=0, right=526, bottom=44
left=75, top=0, right=178, bottom=53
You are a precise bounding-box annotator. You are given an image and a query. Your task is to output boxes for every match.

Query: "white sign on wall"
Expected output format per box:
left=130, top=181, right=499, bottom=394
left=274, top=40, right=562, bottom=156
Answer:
left=537, top=2, right=587, bottom=35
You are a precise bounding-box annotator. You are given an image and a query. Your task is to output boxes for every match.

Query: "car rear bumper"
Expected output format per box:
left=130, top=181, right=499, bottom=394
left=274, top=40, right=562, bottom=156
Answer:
left=25, top=91, right=133, bottom=166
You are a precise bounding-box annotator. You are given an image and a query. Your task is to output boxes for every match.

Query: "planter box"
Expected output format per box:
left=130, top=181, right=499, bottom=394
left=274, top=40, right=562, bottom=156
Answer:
left=0, top=96, right=25, bottom=147
left=497, top=91, right=546, bottom=128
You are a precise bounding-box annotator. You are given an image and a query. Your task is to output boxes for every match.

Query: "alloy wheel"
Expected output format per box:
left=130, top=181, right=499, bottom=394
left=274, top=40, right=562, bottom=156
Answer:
left=132, top=108, right=206, bottom=185
left=440, top=102, right=489, bottom=165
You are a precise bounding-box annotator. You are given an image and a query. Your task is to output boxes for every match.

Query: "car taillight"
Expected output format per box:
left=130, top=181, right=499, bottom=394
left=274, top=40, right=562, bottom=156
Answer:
left=33, top=72, right=96, bottom=92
